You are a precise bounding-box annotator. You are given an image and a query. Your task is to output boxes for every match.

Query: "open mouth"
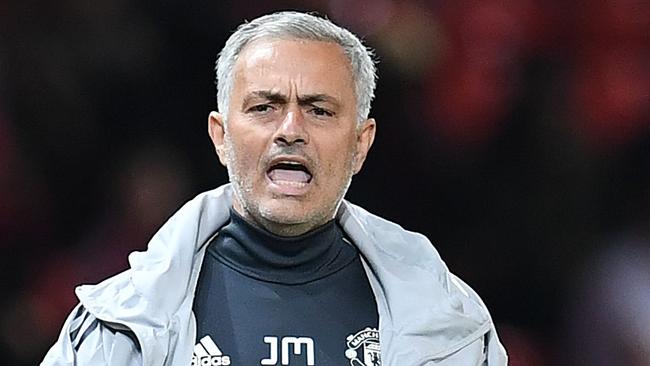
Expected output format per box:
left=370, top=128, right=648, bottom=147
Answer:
left=267, top=161, right=313, bottom=185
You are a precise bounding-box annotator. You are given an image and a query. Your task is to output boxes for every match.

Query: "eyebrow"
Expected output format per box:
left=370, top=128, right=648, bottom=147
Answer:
left=242, top=90, right=341, bottom=109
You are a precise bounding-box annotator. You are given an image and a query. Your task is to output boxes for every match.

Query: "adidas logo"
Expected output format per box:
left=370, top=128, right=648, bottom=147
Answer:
left=192, top=335, right=231, bottom=366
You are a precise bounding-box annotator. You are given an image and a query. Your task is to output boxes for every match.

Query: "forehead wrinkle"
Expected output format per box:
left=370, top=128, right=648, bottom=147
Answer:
left=233, top=39, right=354, bottom=112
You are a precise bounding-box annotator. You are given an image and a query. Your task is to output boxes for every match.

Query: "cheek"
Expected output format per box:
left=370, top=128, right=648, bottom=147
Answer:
left=321, top=142, right=356, bottom=180
left=226, top=130, right=264, bottom=170
left=237, top=148, right=262, bottom=176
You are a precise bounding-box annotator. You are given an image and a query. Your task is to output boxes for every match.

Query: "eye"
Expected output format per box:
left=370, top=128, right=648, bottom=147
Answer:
left=310, top=106, right=334, bottom=117
left=247, top=104, right=275, bottom=114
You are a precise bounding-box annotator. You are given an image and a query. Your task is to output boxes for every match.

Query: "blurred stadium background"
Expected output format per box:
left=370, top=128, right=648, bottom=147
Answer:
left=1, top=1, right=648, bottom=364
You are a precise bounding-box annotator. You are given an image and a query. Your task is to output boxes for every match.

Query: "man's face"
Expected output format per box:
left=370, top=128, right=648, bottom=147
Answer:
left=208, top=38, right=375, bottom=236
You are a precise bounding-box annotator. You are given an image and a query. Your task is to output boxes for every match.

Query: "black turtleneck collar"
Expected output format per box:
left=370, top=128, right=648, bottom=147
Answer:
left=206, top=209, right=358, bottom=285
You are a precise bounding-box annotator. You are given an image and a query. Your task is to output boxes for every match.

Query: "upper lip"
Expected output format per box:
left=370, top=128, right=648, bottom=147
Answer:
left=266, top=155, right=313, bottom=177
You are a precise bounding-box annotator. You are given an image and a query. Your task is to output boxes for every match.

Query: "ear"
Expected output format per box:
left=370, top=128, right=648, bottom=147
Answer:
left=352, top=118, right=376, bottom=174
left=208, top=111, right=228, bottom=166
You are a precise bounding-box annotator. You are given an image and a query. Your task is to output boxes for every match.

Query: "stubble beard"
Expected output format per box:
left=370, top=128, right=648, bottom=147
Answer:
left=223, top=134, right=356, bottom=236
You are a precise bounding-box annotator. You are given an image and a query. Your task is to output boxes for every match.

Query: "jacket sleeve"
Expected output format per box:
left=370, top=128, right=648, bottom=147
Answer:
left=485, top=324, right=508, bottom=365
left=450, top=274, right=508, bottom=366
left=424, top=328, right=507, bottom=366
left=41, top=304, right=143, bottom=366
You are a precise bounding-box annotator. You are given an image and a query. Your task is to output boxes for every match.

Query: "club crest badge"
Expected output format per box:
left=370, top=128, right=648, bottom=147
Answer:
left=344, top=327, right=381, bottom=366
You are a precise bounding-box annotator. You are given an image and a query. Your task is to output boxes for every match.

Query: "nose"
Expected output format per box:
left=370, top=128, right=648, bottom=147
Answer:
left=273, top=108, right=309, bottom=146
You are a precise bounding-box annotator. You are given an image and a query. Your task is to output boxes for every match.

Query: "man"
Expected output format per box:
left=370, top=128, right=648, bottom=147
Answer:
left=42, top=11, right=507, bottom=366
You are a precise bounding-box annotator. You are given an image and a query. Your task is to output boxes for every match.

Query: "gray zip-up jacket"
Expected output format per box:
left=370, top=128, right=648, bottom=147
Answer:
left=42, top=184, right=507, bottom=365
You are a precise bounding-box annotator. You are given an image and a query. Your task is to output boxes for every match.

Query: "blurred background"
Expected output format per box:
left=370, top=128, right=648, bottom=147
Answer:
left=1, top=0, right=648, bottom=364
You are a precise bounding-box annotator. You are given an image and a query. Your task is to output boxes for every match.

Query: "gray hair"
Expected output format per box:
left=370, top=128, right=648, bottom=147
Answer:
left=215, top=11, right=377, bottom=124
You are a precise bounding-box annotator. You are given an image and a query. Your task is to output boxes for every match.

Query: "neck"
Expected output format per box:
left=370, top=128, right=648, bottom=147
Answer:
left=231, top=203, right=333, bottom=237
left=256, top=220, right=322, bottom=237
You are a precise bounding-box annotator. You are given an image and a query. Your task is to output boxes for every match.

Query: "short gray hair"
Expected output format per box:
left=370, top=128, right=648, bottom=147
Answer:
left=215, top=11, right=377, bottom=124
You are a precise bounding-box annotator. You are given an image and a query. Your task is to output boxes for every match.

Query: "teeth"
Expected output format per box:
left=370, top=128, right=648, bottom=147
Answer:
left=273, top=180, right=309, bottom=187
left=271, top=160, right=310, bottom=174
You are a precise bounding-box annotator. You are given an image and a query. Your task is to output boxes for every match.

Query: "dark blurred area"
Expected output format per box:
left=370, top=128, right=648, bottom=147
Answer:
left=1, top=1, right=648, bottom=365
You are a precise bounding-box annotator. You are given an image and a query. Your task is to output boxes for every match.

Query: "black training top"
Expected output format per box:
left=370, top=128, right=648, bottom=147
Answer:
left=192, top=210, right=380, bottom=366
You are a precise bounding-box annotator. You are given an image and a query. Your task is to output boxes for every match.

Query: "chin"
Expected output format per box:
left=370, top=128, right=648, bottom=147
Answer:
left=259, top=207, right=310, bottom=225
left=261, top=200, right=331, bottom=223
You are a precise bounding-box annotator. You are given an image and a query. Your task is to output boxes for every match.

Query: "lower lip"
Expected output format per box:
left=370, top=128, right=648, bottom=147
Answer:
left=266, top=174, right=312, bottom=196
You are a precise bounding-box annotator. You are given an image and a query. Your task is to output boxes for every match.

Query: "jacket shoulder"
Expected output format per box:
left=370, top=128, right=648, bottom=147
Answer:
left=339, top=201, right=507, bottom=364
